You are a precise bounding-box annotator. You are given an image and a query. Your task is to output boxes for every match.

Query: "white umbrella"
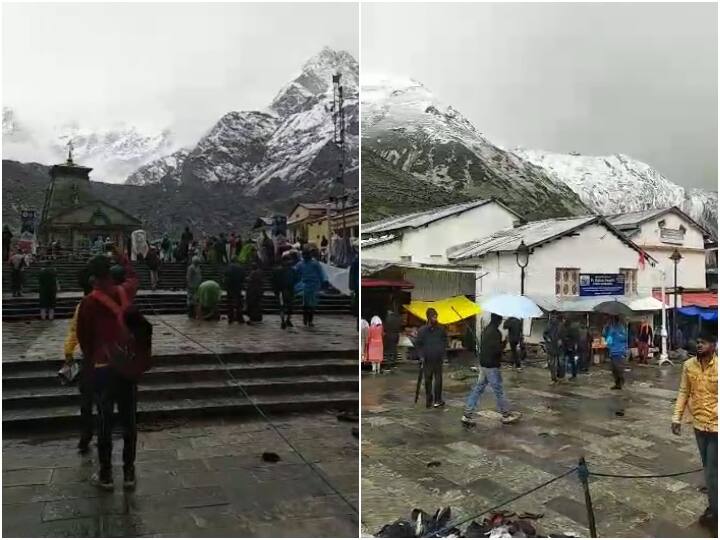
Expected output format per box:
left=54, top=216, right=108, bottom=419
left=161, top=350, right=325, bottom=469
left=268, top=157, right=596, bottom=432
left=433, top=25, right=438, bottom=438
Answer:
left=480, top=294, right=543, bottom=319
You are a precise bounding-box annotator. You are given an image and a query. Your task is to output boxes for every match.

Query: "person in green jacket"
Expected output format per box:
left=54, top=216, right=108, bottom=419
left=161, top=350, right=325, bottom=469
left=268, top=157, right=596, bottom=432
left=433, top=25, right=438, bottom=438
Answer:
left=196, top=280, right=221, bottom=320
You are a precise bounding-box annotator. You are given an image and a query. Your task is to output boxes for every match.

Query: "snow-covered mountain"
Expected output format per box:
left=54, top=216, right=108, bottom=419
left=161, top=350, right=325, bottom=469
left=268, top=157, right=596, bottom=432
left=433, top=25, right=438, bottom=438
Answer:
left=2, top=107, right=176, bottom=183
left=361, top=77, right=589, bottom=221
left=127, top=47, right=359, bottom=204
left=515, top=149, right=718, bottom=237
left=361, top=76, right=717, bottom=236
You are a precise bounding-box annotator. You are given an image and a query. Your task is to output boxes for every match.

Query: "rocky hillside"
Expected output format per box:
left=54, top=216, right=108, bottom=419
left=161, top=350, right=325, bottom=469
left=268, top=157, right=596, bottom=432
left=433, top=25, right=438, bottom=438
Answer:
left=515, top=149, right=718, bottom=238
left=127, top=47, right=359, bottom=209
left=361, top=77, right=590, bottom=221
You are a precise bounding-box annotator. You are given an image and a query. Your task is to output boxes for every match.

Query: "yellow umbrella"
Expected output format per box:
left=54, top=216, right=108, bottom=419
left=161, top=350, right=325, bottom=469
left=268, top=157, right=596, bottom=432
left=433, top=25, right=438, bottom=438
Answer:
left=403, top=295, right=482, bottom=325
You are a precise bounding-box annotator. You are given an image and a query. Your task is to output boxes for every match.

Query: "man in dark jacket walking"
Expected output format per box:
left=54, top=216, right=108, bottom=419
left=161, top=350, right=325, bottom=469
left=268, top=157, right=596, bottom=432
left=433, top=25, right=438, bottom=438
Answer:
left=544, top=312, right=564, bottom=382
left=462, top=313, right=521, bottom=426
left=415, top=308, right=447, bottom=408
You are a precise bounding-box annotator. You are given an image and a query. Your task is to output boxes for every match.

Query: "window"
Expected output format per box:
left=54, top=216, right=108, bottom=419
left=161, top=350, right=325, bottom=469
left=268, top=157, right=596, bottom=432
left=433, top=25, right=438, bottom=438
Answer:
left=555, top=268, right=579, bottom=296
left=400, top=255, right=412, bottom=262
left=620, top=268, right=637, bottom=295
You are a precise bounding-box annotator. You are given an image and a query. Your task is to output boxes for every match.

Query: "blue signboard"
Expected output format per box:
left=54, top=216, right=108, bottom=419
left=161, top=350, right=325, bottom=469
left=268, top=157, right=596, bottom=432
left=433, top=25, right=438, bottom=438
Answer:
left=579, top=273, right=625, bottom=297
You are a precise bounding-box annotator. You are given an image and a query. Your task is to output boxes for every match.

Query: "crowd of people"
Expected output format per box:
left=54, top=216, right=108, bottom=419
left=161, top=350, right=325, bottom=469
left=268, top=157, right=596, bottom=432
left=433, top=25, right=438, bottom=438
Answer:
left=362, top=306, right=717, bottom=534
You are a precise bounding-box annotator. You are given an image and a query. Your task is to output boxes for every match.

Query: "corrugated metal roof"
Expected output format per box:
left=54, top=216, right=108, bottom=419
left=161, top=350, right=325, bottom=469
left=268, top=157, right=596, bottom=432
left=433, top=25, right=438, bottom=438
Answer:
left=360, top=234, right=398, bottom=248
left=448, top=216, right=597, bottom=260
left=606, top=208, right=667, bottom=227
left=362, top=199, right=494, bottom=234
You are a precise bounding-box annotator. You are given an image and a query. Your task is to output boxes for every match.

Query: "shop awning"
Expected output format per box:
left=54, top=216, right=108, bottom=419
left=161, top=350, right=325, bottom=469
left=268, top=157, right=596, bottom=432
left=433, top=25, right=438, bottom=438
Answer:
left=652, top=290, right=718, bottom=308
left=682, top=291, right=717, bottom=308
left=529, top=295, right=666, bottom=313
left=362, top=278, right=414, bottom=289
left=403, top=295, right=481, bottom=324
left=678, top=306, right=718, bottom=321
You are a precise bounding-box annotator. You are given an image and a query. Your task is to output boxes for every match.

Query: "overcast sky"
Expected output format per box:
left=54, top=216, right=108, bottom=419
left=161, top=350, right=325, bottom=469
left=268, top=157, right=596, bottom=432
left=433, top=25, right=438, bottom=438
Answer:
left=3, top=2, right=358, bottom=147
left=363, top=2, right=718, bottom=191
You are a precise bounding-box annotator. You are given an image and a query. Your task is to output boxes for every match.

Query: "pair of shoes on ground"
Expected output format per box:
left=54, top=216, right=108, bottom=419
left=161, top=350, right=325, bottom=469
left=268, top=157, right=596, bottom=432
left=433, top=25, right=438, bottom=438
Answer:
left=461, top=411, right=522, bottom=427
left=91, top=467, right=135, bottom=491
left=280, top=319, right=294, bottom=329
left=610, top=384, right=623, bottom=390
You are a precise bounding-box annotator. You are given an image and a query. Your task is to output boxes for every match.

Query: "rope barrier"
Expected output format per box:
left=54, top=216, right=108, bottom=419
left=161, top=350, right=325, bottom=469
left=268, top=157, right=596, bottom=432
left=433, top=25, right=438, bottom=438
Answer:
left=425, top=467, right=579, bottom=537
left=135, top=296, right=359, bottom=516
left=588, top=467, right=703, bottom=479
left=420, top=456, right=707, bottom=538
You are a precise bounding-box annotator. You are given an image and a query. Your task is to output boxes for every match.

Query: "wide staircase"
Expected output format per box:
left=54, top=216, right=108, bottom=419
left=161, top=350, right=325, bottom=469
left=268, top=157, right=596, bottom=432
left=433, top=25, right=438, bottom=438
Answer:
left=3, top=349, right=358, bottom=430
left=2, top=261, right=353, bottom=320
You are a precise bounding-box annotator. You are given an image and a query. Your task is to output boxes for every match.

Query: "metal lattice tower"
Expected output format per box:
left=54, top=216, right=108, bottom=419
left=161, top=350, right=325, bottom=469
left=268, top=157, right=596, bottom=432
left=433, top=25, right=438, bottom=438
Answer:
left=332, top=73, right=345, bottom=186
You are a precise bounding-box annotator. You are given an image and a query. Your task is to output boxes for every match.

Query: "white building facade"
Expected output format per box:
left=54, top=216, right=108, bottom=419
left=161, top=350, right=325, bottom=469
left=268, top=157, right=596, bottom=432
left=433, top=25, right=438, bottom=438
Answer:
left=447, top=216, right=662, bottom=341
left=607, top=207, right=710, bottom=290
left=362, top=199, right=520, bottom=265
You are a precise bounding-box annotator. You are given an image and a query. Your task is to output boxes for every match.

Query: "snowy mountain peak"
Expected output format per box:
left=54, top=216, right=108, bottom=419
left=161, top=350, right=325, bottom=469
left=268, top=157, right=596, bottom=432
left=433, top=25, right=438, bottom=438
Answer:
left=270, top=47, right=358, bottom=117
left=514, top=148, right=717, bottom=237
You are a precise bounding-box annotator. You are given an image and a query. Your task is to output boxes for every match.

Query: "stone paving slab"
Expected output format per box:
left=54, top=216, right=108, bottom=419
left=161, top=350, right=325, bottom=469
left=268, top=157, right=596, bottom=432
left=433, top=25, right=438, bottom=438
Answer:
left=361, top=357, right=712, bottom=538
left=3, top=314, right=358, bottom=363
left=3, top=414, right=358, bottom=537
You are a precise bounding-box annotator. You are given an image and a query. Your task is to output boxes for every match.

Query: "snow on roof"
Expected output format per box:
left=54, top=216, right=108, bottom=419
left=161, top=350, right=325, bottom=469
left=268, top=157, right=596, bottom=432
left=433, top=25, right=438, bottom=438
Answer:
left=361, top=234, right=399, bottom=248
left=362, top=199, right=496, bottom=234
left=447, top=216, right=597, bottom=260
left=606, top=208, right=669, bottom=228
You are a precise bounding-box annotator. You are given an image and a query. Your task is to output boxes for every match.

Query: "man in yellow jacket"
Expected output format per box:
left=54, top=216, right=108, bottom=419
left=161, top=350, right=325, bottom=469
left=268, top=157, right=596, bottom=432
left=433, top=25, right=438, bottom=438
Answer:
left=64, top=276, right=94, bottom=453
left=672, top=329, right=717, bottom=532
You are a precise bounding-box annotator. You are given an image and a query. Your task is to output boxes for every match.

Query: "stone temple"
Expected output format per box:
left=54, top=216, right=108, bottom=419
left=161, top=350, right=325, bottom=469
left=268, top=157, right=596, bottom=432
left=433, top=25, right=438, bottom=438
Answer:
left=38, top=149, right=140, bottom=253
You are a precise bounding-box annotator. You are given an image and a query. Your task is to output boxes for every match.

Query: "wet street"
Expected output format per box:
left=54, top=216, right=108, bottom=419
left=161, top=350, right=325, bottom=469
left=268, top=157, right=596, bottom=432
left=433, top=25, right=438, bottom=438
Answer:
left=3, top=414, right=358, bottom=537
left=361, top=355, right=712, bottom=537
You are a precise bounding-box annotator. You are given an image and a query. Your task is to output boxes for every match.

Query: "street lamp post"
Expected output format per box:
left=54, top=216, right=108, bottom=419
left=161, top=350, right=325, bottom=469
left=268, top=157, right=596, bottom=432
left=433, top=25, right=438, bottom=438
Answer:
left=515, top=240, right=530, bottom=295
left=669, top=248, right=683, bottom=350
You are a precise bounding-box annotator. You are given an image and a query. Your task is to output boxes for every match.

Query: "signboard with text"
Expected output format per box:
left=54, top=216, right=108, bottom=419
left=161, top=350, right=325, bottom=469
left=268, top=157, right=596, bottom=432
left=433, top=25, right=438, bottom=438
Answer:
left=579, top=273, right=625, bottom=297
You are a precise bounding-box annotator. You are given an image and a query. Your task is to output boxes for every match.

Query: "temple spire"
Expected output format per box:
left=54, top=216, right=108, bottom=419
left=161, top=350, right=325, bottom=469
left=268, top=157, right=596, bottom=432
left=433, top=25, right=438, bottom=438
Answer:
left=66, top=140, right=74, bottom=165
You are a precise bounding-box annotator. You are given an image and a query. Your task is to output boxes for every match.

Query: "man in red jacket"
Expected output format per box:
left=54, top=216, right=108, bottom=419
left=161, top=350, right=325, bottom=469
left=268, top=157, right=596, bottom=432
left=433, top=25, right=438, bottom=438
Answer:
left=77, top=247, right=139, bottom=491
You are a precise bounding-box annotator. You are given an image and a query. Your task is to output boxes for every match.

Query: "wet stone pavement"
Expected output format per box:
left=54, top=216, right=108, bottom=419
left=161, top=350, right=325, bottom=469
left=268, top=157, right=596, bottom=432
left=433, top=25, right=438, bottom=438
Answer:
left=361, top=355, right=712, bottom=538
left=3, top=414, right=359, bottom=537
left=3, top=314, right=358, bottom=362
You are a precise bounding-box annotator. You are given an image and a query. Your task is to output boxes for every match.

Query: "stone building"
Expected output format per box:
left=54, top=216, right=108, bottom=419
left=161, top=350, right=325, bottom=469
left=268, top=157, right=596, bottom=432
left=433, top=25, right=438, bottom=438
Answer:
left=38, top=151, right=141, bottom=253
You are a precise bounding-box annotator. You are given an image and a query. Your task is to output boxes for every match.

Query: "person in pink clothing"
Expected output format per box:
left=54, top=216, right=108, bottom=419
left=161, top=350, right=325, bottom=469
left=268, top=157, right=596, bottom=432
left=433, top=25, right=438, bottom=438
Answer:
left=367, top=316, right=384, bottom=373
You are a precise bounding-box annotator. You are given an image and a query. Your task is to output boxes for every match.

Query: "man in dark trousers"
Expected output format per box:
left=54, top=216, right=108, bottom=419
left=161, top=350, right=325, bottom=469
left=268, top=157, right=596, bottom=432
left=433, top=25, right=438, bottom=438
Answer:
left=224, top=261, right=246, bottom=324
left=544, top=312, right=564, bottom=382
left=415, top=308, right=447, bottom=408
left=503, top=317, right=524, bottom=371
left=560, top=317, right=580, bottom=380
left=77, top=247, right=139, bottom=491
left=462, top=313, right=521, bottom=427
left=272, top=254, right=298, bottom=329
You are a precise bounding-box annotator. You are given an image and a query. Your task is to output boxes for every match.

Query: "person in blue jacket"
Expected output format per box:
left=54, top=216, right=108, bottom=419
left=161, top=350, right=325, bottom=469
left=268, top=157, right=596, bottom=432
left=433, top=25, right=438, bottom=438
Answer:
left=603, top=315, right=628, bottom=390
left=295, top=246, right=328, bottom=327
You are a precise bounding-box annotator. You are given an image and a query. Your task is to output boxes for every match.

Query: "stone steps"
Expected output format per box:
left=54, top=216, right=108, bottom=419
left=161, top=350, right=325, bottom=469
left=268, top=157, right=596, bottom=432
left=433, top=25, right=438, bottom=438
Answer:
left=2, top=391, right=358, bottom=430
left=2, top=291, right=352, bottom=321
left=2, top=349, right=359, bottom=429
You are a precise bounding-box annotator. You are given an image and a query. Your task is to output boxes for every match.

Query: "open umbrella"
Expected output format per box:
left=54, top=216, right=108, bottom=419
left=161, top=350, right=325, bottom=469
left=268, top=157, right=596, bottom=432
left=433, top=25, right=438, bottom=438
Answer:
left=480, top=294, right=543, bottom=319
left=593, top=300, right=633, bottom=317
